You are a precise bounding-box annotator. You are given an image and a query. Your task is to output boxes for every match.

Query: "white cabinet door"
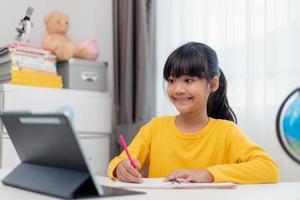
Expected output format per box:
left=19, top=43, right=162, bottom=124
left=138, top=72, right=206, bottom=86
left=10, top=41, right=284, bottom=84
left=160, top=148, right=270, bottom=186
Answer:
left=1, top=85, right=112, bottom=133
left=79, top=134, right=110, bottom=175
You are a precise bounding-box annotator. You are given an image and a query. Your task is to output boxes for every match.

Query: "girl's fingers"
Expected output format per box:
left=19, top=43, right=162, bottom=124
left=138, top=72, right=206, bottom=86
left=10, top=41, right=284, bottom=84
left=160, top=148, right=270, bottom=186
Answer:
left=117, top=165, right=131, bottom=182
left=165, top=170, right=188, bottom=181
left=164, top=172, right=177, bottom=181
left=117, top=171, right=127, bottom=182
left=183, top=175, right=196, bottom=183
left=123, top=160, right=142, bottom=178
left=118, top=168, right=143, bottom=183
left=116, top=160, right=143, bottom=183
left=175, top=171, right=188, bottom=178
left=176, top=177, right=187, bottom=182
left=132, top=159, right=141, bottom=170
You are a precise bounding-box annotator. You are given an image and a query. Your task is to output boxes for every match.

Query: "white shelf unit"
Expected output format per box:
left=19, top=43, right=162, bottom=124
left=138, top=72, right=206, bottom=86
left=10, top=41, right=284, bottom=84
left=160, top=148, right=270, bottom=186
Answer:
left=0, top=84, right=112, bottom=175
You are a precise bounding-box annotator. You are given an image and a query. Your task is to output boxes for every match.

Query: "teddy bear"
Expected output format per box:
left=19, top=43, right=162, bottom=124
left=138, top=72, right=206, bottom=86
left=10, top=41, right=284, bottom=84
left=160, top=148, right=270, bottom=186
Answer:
left=42, top=11, right=98, bottom=61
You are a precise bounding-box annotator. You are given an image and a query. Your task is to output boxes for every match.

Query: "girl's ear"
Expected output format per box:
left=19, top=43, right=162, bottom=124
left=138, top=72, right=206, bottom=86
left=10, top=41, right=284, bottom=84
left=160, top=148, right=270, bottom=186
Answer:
left=210, top=76, right=219, bottom=92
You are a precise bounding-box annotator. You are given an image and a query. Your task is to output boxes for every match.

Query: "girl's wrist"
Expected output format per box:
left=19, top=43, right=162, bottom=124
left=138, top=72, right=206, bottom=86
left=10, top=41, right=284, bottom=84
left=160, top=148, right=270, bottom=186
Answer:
left=203, top=169, right=214, bottom=182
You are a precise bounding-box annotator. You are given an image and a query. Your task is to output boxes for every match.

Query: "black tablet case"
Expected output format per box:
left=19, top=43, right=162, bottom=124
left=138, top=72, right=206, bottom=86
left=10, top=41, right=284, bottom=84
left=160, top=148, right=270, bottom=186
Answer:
left=0, top=113, right=144, bottom=199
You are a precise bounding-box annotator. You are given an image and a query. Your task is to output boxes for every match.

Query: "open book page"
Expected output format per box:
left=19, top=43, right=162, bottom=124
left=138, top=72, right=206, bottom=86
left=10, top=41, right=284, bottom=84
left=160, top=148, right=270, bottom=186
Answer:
left=96, top=177, right=237, bottom=189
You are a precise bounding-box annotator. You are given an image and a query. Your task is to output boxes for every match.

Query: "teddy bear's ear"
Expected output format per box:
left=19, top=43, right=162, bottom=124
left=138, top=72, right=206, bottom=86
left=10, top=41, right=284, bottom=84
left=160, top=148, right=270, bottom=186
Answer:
left=44, top=14, right=51, bottom=25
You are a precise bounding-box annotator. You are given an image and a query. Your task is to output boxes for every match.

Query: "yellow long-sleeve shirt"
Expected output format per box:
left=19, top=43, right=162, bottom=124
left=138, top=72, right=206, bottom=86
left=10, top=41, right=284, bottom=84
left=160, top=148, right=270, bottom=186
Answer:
left=108, top=116, right=279, bottom=184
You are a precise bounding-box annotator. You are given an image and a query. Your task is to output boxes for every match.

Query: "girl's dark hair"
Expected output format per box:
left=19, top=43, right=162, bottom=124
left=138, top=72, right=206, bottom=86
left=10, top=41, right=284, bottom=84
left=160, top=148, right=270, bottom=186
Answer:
left=163, top=42, right=237, bottom=123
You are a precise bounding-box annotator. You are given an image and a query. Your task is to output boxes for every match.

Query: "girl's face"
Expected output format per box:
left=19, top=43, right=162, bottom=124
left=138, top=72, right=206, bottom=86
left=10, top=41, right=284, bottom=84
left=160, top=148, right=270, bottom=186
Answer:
left=166, top=75, right=218, bottom=115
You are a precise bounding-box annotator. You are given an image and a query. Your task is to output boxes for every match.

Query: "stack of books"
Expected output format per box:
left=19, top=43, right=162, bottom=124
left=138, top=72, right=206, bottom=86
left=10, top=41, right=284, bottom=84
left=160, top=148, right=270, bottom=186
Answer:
left=0, top=43, right=63, bottom=88
left=0, top=47, right=11, bottom=83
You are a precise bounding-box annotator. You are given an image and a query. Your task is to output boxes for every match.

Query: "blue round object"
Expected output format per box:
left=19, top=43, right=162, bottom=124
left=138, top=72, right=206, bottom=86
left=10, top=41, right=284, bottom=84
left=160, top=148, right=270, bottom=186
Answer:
left=283, top=95, right=300, bottom=140
left=276, top=88, right=300, bottom=164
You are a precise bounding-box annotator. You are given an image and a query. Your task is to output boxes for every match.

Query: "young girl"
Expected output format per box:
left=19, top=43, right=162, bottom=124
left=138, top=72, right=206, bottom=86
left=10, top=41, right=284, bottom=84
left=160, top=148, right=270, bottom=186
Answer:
left=108, top=42, right=279, bottom=184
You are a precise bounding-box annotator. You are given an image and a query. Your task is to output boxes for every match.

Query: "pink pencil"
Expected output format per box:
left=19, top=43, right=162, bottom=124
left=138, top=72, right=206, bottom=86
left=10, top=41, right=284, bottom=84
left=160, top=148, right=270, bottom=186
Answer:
left=118, top=134, right=137, bottom=169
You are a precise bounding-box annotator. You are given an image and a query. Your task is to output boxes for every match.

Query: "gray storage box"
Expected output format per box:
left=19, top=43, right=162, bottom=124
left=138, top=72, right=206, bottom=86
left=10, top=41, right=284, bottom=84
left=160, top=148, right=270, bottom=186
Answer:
left=57, top=58, right=108, bottom=92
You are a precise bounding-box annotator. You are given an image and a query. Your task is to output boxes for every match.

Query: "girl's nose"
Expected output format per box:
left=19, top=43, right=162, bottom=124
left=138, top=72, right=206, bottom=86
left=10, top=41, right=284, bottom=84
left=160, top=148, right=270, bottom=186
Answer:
left=174, top=83, right=185, bottom=94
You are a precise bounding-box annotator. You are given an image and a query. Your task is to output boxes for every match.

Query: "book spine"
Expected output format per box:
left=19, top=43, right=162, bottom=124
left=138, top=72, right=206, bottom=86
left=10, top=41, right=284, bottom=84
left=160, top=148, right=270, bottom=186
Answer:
left=11, top=54, right=57, bottom=73
left=13, top=48, right=57, bottom=60
left=11, top=66, right=56, bottom=75
left=10, top=80, right=63, bottom=88
left=9, top=43, right=56, bottom=57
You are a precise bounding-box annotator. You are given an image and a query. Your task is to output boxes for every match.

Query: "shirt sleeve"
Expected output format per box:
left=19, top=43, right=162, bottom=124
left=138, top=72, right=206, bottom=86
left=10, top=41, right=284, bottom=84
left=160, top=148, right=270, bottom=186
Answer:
left=107, top=121, right=153, bottom=178
left=206, top=126, right=280, bottom=184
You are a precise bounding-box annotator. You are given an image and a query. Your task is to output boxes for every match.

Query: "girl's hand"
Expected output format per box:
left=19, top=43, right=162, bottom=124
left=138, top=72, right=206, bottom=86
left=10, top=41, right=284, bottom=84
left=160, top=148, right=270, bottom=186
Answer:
left=115, top=159, right=143, bottom=183
left=164, top=169, right=214, bottom=183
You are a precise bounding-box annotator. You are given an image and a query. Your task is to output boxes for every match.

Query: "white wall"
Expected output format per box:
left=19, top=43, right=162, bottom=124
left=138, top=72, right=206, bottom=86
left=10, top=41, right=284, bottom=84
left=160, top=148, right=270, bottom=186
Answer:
left=0, top=0, right=114, bottom=96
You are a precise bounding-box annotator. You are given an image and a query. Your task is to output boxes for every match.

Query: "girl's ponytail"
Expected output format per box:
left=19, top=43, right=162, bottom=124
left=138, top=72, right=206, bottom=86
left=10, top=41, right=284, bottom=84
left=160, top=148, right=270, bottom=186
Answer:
left=207, top=69, right=237, bottom=123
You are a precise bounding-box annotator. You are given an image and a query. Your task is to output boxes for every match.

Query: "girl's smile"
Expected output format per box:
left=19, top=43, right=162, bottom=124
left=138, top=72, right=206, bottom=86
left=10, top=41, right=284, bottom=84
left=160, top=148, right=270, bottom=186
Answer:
left=172, top=96, right=194, bottom=105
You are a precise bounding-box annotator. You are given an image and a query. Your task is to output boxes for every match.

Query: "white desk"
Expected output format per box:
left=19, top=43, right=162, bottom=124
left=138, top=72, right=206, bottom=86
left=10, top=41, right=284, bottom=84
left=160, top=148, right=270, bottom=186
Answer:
left=1, top=170, right=300, bottom=200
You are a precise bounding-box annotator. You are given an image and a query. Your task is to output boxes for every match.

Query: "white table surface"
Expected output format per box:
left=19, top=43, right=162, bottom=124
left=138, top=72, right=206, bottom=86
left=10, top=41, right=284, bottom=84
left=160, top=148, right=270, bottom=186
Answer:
left=1, top=170, right=300, bottom=200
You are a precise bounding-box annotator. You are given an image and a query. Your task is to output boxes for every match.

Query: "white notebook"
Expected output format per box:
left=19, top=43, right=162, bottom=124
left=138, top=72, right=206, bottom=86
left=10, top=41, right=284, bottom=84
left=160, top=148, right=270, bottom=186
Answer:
left=97, top=177, right=237, bottom=189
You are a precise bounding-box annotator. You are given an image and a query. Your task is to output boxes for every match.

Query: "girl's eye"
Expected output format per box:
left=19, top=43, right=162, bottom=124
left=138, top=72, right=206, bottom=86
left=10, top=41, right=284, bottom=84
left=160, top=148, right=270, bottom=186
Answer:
left=167, top=78, right=174, bottom=83
left=185, top=78, right=193, bottom=83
